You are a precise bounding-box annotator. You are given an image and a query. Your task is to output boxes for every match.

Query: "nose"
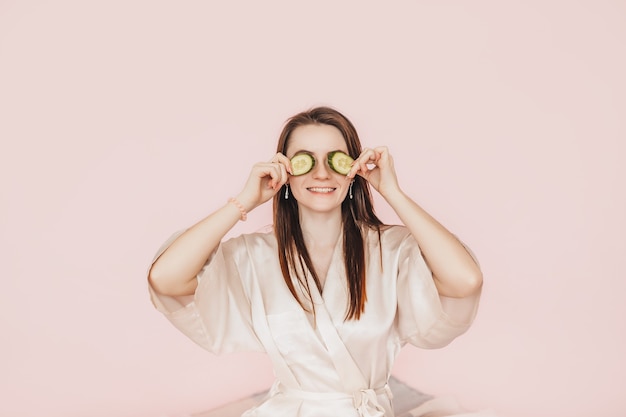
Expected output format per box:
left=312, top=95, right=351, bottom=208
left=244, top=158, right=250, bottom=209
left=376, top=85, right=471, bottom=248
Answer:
left=311, top=157, right=331, bottom=179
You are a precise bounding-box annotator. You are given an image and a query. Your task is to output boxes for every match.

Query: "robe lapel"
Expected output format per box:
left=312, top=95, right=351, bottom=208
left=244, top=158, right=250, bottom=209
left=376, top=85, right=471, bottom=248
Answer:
left=320, top=235, right=348, bottom=319
left=309, top=271, right=368, bottom=393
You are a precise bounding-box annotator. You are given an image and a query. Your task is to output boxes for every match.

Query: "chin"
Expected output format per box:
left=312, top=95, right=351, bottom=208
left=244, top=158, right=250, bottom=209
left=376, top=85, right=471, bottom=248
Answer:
left=297, top=200, right=343, bottom=214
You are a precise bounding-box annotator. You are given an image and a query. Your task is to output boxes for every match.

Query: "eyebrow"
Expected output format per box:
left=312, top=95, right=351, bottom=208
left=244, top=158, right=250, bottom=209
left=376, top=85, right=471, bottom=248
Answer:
left=290, top=149, right=346, bottom=156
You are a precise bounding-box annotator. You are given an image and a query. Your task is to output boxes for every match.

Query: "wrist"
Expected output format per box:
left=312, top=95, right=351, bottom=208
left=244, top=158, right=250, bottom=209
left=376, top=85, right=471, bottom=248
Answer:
left=234, top=192, right=257, bottom=213
left=380, top=184, right=404, bottom=202
left=228, top=197, right=248, bottom=221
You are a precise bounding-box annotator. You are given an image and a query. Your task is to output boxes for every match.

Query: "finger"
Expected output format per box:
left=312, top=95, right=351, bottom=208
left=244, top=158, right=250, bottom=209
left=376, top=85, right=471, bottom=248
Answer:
left=274, top=158, right=290, bottom=185
left=276, top=153, right=293, bottom=175
left=275, top=162, right=288, bottom=188
left=372, top=146, right=388, bottom=164
left=345, top=150, right=366, bottom=179
left=266, top=164, right=279, bottom=189
left=253, top=164, right=271, bottom=189
left=255, top=162, right=278, bottom=188
left=269, top=153, right=293, bottom=175
left=346, top=148, right=370, bottom=178
left=267, top=162, right=288, bottom=189
left=358, top=148, right=376, bottom=173
left=361, top=148, right=379, bottom=162
left=346, top=158, right=361, bottom=179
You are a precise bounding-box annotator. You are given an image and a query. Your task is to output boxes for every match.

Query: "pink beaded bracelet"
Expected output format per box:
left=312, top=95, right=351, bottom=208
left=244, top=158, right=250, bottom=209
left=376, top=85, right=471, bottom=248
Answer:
left=228, top=197, right=247, bottom=221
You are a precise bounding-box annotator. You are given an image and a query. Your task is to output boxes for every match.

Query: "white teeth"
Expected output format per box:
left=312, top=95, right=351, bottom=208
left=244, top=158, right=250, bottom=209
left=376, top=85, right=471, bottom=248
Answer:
left=308, top=187, right=335, bottom=193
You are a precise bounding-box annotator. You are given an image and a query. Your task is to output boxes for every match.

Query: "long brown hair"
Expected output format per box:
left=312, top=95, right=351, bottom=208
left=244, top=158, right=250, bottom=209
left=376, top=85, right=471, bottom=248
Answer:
left=273, top=106, right=384, bottom=320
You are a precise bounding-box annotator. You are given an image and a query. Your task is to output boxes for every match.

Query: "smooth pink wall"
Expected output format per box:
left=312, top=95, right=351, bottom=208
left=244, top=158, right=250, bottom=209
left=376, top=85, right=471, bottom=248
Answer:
left=1, top=1, right=624, bottom=416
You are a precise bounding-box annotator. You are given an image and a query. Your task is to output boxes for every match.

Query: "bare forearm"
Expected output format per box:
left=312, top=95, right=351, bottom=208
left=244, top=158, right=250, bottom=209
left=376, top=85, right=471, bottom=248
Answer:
left=148, top=201, right=243, bottom=296
left=147, top=151, right=291, bottom=296
left=346, top=146, right=482, bottom=297
left=383, top=188, right=483, bottom=298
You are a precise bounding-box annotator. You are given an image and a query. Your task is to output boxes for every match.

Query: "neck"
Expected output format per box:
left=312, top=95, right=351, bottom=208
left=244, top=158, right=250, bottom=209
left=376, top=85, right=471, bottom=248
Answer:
left=298, top=208, right=343, bottom=248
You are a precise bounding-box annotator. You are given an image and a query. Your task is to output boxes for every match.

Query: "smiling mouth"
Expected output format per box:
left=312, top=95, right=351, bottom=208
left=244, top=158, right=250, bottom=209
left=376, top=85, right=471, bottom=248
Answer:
left=307, top=187, right=336, bottom=193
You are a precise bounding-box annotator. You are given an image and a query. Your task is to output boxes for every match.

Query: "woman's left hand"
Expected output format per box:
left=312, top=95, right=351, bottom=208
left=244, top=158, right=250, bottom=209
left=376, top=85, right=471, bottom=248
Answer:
left=347, top=146, right=401, bottom=198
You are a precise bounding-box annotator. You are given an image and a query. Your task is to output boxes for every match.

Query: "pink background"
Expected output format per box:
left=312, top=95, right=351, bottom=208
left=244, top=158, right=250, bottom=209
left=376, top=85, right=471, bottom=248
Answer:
left=1, top=1, right=625, bottom=416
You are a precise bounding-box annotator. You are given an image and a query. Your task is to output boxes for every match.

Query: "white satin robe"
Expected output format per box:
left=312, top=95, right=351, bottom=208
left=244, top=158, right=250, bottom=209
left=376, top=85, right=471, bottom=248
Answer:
left=149, top=225, right=481, bottom=417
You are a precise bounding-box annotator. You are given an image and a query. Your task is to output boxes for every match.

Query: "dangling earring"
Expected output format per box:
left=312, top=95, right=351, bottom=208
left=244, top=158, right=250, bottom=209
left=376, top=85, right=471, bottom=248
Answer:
left=349, top=181, right=354, bottom=200
left=285, top=184, right=289, bottom=200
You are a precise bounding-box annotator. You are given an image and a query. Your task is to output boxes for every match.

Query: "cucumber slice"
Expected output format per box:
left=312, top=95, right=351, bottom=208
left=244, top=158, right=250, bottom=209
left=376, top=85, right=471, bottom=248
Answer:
left=290, top=153, right=315, bottom=176
left=328, top=151, right=354, bottom=175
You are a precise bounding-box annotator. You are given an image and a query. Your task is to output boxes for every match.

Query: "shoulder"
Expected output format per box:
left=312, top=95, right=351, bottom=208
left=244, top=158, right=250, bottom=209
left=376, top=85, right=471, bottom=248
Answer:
left=367, top=224, right=412, bottom=246
left=363, top=225, right=416, bottom=257
left=380, top=224, right=411, bottom=238
left=221, top=228, right=277, bottom=256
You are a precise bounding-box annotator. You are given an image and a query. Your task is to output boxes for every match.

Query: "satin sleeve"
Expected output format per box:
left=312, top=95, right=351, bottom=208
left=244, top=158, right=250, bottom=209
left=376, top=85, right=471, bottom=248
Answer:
left=395, top=232, right=482, bottom=349
left=148, top=231, right=264, bottom=354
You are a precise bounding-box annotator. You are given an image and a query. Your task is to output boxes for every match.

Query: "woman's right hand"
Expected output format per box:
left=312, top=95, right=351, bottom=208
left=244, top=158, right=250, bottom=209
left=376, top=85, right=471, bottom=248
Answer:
left=235, top=153, right=292, bottom=212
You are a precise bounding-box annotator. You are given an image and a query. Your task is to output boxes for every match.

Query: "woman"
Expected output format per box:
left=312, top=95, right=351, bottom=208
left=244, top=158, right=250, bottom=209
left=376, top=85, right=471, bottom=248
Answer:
left=148, top=107, right=484, bottom=417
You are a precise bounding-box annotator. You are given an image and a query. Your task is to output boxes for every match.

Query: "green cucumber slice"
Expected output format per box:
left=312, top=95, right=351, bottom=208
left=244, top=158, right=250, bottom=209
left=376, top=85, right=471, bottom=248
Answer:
left=290, top=154, right=315, bottom=176
left=328, top=151, right=354, bottom=175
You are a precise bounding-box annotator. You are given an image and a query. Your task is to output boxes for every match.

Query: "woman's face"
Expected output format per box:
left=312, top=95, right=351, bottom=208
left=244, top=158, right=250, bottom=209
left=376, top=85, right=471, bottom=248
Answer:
left=285, top=124, right=352, bottom=216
